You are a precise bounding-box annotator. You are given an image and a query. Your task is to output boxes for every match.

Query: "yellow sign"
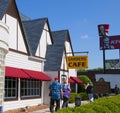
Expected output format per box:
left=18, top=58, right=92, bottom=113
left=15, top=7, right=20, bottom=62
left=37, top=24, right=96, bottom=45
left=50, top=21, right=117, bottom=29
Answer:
left=66, top=56, right=88, bottom=69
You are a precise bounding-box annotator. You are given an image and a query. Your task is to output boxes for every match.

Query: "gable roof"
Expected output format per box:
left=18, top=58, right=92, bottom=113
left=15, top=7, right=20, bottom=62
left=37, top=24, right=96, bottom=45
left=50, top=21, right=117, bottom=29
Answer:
left=0, top=0, right=10, bottom=19
left=0, top=0, right=31, bottom=54
left=44, top=30, right=73, bottom=71
left=22, top=18, right=53, bottom=56
left=20, top=13, right=31, bottom=21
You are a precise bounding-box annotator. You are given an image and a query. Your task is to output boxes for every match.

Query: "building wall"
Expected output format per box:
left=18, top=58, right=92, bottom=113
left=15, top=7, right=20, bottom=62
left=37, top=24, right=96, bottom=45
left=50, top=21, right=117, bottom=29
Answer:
left=4, top=14, right=27, bottom=53
left=4, top=97, right=42, bottom=111
left=42, top=81, right=51, bottom=104
left=36, top=23, right=52, bottom=57
left=5, top=51, right=43, bottom=71
left=2, top=13, right=52, bottom=111
left=4, top=50, right=47, bottom=111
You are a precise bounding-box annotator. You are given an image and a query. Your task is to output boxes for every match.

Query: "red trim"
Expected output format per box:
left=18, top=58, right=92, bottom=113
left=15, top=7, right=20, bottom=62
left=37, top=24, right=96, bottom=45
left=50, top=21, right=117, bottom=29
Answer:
left=5, top=66, right=51, bottom=81
left=70, top=76, right=82, bottom=83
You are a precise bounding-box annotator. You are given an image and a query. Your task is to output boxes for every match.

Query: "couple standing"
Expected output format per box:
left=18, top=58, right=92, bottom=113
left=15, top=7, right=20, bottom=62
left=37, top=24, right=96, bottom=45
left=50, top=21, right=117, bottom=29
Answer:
left=49, top=78, right=71, bottom=112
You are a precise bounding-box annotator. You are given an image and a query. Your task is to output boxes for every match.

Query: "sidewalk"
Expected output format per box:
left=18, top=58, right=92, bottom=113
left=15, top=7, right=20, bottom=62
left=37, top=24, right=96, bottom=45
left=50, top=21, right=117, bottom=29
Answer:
left=30, top=101, right=89, bottom=113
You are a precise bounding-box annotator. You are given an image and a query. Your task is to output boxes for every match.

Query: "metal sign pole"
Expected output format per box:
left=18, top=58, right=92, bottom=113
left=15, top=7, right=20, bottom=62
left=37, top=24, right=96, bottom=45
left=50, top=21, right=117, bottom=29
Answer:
left=103, top=49, right=106, bottom=73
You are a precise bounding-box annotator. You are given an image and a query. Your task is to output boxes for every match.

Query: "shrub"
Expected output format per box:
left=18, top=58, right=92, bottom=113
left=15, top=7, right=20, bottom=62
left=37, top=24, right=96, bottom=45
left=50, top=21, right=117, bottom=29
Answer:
left=56, top=94, right=120, bottom=113
left=69, top=92, right=88, bottom=104
left=69, top=93, right=77, bottom=103
left=78, top=92, right=88, bottom=100
left=77, top=75, right=92, bottom=93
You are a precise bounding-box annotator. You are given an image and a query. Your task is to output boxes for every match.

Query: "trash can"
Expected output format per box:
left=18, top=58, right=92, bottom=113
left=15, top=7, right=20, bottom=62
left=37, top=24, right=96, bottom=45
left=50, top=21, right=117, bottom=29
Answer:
left=75, top=96, right=81, bottom=107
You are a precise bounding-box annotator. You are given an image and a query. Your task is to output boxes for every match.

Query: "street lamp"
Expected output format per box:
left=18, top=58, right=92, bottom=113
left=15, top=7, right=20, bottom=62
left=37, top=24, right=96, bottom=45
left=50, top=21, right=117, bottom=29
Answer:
left=0, top=21, right=9, bottom=113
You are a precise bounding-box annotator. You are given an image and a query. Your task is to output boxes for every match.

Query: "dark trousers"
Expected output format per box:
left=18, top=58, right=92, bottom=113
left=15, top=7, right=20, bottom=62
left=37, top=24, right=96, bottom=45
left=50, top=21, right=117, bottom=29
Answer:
left=62, top=96, right=69, bottom=108
left=50, top=98, right=60, bottom=112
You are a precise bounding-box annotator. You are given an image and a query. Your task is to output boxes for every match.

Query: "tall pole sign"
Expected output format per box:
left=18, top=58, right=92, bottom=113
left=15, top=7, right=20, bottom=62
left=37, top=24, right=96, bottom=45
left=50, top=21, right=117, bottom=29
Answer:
left=98, top=24, right=109, bottom=73
left=0, top=21, right=9, bottom=113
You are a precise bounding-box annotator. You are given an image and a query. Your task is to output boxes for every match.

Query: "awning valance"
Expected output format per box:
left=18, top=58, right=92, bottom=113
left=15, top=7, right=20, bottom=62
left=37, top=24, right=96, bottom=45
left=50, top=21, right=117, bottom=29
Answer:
left=5, top=66, right=30, bottom=79
left=21, top=68, right=51, bottom=81
left=70, top=76, right=82, bottom=83
left=5, top=66, right=51, bottom=81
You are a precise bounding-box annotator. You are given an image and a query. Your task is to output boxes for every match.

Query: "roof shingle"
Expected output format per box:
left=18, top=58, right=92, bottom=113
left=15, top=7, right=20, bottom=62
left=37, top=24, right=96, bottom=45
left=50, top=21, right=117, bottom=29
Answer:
left=0, top=0, right=10, bottom=19
left=22, top=18, right=48, bottom=56
left=44, top=30, right=69, bottom=71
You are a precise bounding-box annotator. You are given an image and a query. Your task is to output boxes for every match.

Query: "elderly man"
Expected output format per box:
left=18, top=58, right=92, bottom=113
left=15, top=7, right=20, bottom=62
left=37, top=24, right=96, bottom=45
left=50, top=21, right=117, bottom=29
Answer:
left=49, top=78, right=63, bottom=112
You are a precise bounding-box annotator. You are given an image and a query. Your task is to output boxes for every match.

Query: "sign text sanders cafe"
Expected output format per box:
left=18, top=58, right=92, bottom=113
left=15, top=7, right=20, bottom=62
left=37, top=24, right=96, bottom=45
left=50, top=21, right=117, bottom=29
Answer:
left=66, top=56, right=88, bottom=69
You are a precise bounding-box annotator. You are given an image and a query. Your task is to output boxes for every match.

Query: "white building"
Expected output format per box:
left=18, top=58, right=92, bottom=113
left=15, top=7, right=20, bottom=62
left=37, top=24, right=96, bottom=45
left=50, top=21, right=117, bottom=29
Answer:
left=0, top=0, right=81, bottom=111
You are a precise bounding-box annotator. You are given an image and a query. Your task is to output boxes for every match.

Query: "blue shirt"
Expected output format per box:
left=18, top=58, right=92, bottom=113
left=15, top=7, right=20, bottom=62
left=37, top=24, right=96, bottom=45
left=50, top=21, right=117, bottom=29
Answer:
left=49, top=81, right=62, bottom=100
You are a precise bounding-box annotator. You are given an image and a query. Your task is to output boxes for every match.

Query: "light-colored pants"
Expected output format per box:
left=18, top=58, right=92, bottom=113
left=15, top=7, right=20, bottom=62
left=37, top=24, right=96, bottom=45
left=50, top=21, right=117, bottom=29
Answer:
left=88, top=93, right=94, bottom=102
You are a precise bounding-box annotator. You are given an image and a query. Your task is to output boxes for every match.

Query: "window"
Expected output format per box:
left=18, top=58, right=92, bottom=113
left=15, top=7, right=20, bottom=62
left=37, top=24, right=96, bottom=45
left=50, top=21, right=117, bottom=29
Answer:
left=70, top=83, right=76, bottom=93
left=4, top=77, right=42, bottom=99
left=5, top=77, right=17, bottom=98
left=21, top=79, right=41, bottom=98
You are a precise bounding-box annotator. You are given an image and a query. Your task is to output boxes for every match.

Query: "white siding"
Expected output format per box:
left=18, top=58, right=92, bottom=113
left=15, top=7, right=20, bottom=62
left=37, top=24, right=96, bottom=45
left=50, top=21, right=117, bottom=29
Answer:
left=3, top=14, right=27, bottom=53
left=65, top=41, right=72, bottom=54
left=5, top=51, right=43, bottom=71
left=44, top=23, right=52, bottom=45
left=36, top=23, right=52, bottom=57
left=64, top=41, right=76, bottom=77
left=1, top=16, right=5, bottom=22
left=61, top=53, right=67, bottom=71
left=17, top=22, right=27, bottom=53
left=6, top=14, right=17, bottom=49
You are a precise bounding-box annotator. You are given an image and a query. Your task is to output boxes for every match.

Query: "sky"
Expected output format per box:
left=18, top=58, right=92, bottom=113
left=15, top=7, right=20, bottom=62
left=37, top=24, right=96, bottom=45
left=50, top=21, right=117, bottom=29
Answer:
left=16, top=0, right=120, bottom=69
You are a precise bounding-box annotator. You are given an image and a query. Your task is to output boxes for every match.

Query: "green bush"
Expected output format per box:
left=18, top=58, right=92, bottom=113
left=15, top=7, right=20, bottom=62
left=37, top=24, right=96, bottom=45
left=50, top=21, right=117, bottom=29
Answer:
left=69, top=93, right=77, bottom=103
left=69, top=92, right=88, bottom=103
left=77, top=75, right=92, bottom=93
left=78, top=92, right=88, bottom=100
left=56, top=94, right=120, bottom=113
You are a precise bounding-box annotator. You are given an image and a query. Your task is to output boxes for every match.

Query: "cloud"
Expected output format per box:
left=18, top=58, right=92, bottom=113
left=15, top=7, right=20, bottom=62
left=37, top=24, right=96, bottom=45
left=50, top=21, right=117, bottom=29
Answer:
left=80, top=34, right=89, bottom=39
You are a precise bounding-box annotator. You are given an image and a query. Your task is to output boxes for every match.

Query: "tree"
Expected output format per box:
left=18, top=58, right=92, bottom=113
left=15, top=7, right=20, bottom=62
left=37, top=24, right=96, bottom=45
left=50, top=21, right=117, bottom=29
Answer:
left=78, top=75, right=92, bottom=93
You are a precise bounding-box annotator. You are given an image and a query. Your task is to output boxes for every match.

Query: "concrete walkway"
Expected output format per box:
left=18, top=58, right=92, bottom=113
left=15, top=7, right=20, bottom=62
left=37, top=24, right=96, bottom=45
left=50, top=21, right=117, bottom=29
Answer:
left=30, top=101, right=89, bottom=113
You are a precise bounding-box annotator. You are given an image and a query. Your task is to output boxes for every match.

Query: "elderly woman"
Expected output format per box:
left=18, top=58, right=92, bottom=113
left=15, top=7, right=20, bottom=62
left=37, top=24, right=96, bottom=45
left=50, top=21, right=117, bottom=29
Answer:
left=62, top=80, right=71, bottom=108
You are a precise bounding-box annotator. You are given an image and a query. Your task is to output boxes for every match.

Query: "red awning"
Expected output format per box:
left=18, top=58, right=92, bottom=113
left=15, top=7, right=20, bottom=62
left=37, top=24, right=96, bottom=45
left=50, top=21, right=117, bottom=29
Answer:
left=5, top=66, right=30, bottom=79
left=21, top=69, right=51, bottom=81
left=68, top=78, right=74, bottom=83
left=54, top=76, right=75, bottom=83
left=5, top=66, right=51, bottom=81
left=70, top=76, right=82, bottom=83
